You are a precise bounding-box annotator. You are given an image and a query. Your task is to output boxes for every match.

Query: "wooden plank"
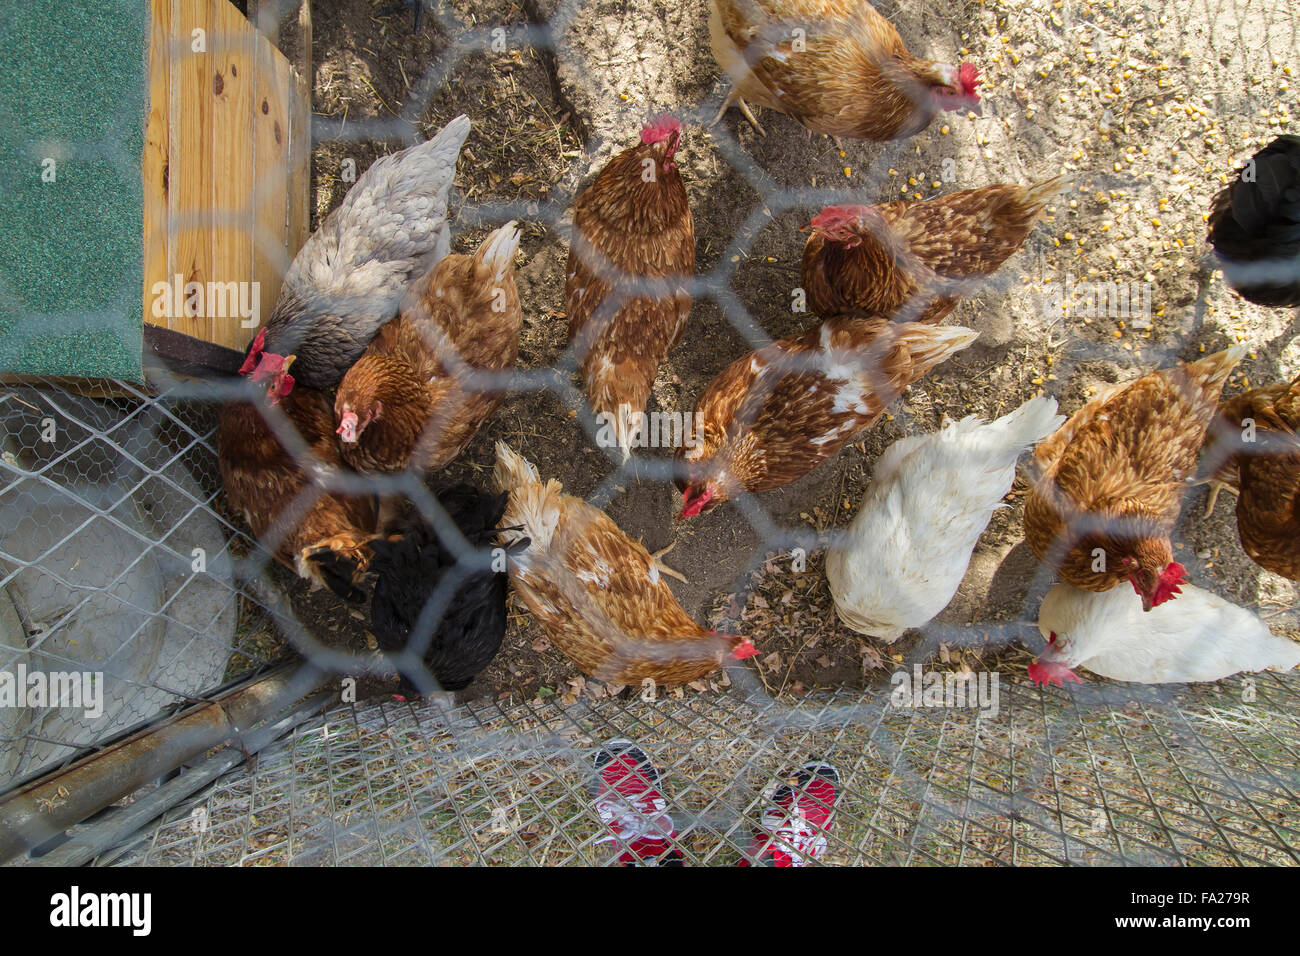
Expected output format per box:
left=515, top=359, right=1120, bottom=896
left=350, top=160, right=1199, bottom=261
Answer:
left=169, top=0, right=214, bottom=341
left=286, top=51, right=311, bottom=257
left=209, top=0, right=255, bottom=352
left=247, top=0, right=280, bottom=47
left=251, top=29, right=292, bottom=329
left=142, top=0, right=172, bottom=336
left=142, top=0, right=307, bottom=355
left=297, top=0, right=313, bottom=99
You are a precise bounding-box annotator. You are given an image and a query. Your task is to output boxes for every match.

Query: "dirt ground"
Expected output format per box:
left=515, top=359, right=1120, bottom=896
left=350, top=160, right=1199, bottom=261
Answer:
left=255, top=0, right=1299, bottom=704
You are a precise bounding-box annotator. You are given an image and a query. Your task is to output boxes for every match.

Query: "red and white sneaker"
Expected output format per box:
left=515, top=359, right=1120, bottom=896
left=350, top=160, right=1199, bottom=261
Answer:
left=744, top=761, right=841, bottom=867
left=591, top=740, right=682, bottom=866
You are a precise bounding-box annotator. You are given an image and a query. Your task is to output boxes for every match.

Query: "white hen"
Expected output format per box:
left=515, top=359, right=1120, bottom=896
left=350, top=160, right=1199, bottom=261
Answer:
left=259, top=114, right=472, bottom=389
left=1033, top=581, right=1300, bottom=685
left=826, top=396, right=1063, bottom=641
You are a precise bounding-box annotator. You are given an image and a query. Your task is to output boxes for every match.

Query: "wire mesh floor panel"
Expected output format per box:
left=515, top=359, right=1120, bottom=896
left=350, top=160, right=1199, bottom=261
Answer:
left=114, top=672, right=1300, bottom=867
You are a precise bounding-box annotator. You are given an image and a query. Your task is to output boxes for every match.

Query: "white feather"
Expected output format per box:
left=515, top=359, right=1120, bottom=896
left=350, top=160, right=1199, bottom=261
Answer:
left=826, top=396, right=1064, bottom=641
left=1036, top=582, right=1300, bottom=683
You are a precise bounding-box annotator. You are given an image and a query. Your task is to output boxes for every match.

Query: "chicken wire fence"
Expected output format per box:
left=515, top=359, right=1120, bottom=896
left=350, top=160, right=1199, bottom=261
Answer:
left=2, top=0, right=1300, bottom=865
left=0, top=380, right=287, bottom=791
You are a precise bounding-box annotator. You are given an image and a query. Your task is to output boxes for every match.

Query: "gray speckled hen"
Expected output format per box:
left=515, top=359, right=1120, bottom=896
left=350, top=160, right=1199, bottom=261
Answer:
left=249, top=114, right=471, bottom=389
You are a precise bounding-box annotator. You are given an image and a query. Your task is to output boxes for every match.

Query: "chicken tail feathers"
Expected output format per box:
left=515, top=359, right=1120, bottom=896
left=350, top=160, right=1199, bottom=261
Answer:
left=1181, top=345, right=1246, bottom=403
left=475, top=221, right=522, bottom=283
left=493, top=441, right=540, bottom=493
left=895, top=323, right=980, bottom=374
left=989, top=395, right=1066, bottom=452
left=1016, top=173, right=1071, bottom=216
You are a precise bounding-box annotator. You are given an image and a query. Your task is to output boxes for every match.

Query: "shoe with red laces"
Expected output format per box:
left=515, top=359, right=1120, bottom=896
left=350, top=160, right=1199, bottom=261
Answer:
left=744, top=761, right=840, bottom=867
left=591, top=740, right=682, bottom=866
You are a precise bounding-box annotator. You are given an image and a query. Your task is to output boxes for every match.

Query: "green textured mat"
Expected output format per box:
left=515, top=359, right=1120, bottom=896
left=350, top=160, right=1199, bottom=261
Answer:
left=0, top=0, right=147, bottom=381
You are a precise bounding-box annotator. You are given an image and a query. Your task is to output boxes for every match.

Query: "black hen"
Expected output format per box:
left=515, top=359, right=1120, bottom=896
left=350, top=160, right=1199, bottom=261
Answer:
left=369, top=485, right=525, bottom=697
left=1207, top=135, right=1300, bottom=307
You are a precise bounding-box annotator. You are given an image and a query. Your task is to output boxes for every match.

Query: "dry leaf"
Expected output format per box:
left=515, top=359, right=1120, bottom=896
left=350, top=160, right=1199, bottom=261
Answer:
left=816, top=655, right=832, bottom=669
left=859, top=644, right=885, bottom=671
left=762, top=652, right=783, bottom=673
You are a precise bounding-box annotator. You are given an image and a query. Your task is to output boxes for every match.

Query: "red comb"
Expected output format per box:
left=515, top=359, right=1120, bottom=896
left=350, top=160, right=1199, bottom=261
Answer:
left=958, top=63, right=981, bottom=96
left=640, top=115, right=682, bottom=144
left=722, top=634, right=759, bottom=658
left=1150, top=562, right=1187, bottom=608
left=810, top=204, right=870, bottom=230
left=238, top=328, right=266, bottom=376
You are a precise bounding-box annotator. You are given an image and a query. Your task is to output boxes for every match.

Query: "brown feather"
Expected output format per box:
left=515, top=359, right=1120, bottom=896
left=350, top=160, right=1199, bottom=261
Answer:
left=710, top=0, right=974, bottom=140
left=802, top=178, right=1063, bottom=320
left=335, top=224, right=523, bottom=473
left=218, top=386, right=378, bottom=593
left=567, top=135, right=694, bottom=456
left=1025, top=348, right=1244, bottom=594
left=493, top=444, right=751, bottom=685
left=676, top=315, right=978, bottom=510
left=1204, top=375, right=1300, bottom=579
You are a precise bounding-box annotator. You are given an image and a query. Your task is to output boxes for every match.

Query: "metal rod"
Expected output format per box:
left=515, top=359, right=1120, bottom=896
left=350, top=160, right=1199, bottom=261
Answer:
left=34, top=690, right=334, bottom=867
left=0, top=663, right=327, bottom=864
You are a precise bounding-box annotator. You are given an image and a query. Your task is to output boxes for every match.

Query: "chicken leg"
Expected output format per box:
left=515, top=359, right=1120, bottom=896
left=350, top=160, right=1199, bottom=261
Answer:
left=710, top=89, right=767, bottom=136
left=650, top=539, right=689, bottom=584
left=1202, top=478, right=1238, bottom=518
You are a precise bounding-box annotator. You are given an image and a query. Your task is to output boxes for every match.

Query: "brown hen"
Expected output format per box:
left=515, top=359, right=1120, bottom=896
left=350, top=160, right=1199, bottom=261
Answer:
left=219, top=330, right=379, bottom=602
left=567, top=118, right=695, bottom=460
left=1025, top=347, right=1244, bottom=610
left=801, top=177, right=1065, bottom=321
left=675, top=315, right=978, bottom=516
left=492, top=442, right=756, bottom=685
left=1202, top=375, right=1300, bottom=580
left=334, top=222, right=523, bottom=473
left=709, top=0, right=980, bottom=141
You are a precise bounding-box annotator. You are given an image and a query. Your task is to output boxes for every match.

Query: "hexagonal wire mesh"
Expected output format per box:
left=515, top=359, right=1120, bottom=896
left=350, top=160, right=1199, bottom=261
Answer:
left=4, top=0, right=1300, bottom=865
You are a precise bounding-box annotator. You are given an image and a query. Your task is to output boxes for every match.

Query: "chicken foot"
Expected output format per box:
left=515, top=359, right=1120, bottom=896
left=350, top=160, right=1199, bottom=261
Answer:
left=1201, top=478, right=1238, bottom=518
left=649, top=539, right=689, bottom=584
left=710, top=88, right=767, bottom=136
